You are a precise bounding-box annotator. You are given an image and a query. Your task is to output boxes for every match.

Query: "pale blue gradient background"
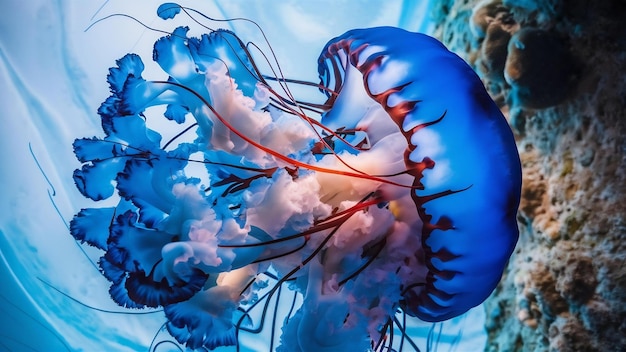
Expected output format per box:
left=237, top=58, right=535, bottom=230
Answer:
left=0, top=1, right=486, bottom=350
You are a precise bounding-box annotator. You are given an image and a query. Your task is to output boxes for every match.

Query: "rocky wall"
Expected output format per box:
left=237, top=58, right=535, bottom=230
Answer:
left=430, top=0, right=626, bottom=351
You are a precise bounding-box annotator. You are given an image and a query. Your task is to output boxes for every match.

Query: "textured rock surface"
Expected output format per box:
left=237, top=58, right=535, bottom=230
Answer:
left=431, top=0, right=626, bottom=351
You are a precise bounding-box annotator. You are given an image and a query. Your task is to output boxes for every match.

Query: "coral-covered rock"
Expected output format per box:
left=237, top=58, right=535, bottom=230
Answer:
left=433, top=0, right=626, bottom=351
left=504, top=28, right=578, bottom=109
left=470, top=0, right=511, bottom=38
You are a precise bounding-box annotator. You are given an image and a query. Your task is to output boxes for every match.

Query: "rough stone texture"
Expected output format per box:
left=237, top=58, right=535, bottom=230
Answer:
left=431, top=0, right=626, bottom=351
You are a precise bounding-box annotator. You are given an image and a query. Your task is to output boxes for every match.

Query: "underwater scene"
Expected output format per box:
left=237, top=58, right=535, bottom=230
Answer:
left=1, top=0, right=624, bottom=351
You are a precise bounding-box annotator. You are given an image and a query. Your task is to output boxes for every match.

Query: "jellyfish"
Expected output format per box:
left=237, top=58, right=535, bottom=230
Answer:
left=70, top=3, right=521, bottom=351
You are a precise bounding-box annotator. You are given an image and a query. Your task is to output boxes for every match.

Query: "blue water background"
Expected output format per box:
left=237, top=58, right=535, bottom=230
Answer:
left=0, top=1, right=486, bottom=350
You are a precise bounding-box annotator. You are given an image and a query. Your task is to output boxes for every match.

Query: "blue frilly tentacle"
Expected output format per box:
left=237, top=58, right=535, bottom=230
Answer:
left=157, top=3, right=182, bottom=20
left=188, top=29, right=260, bottom=98
left=69, top=207, right=115, bottom=250
left=164, top=103, right=189, bottom=123
left=164, top=289, right=238, bottom=350
left=71, top=16, right=276, bottom=351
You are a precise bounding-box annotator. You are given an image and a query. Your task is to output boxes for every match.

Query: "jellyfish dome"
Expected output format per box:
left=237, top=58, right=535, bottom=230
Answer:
left=70, top=3, right=521, bottom=351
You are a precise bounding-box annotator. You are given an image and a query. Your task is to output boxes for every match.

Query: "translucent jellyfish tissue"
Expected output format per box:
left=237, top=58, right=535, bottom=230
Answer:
left=70, top=3, right=522, bottom=351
